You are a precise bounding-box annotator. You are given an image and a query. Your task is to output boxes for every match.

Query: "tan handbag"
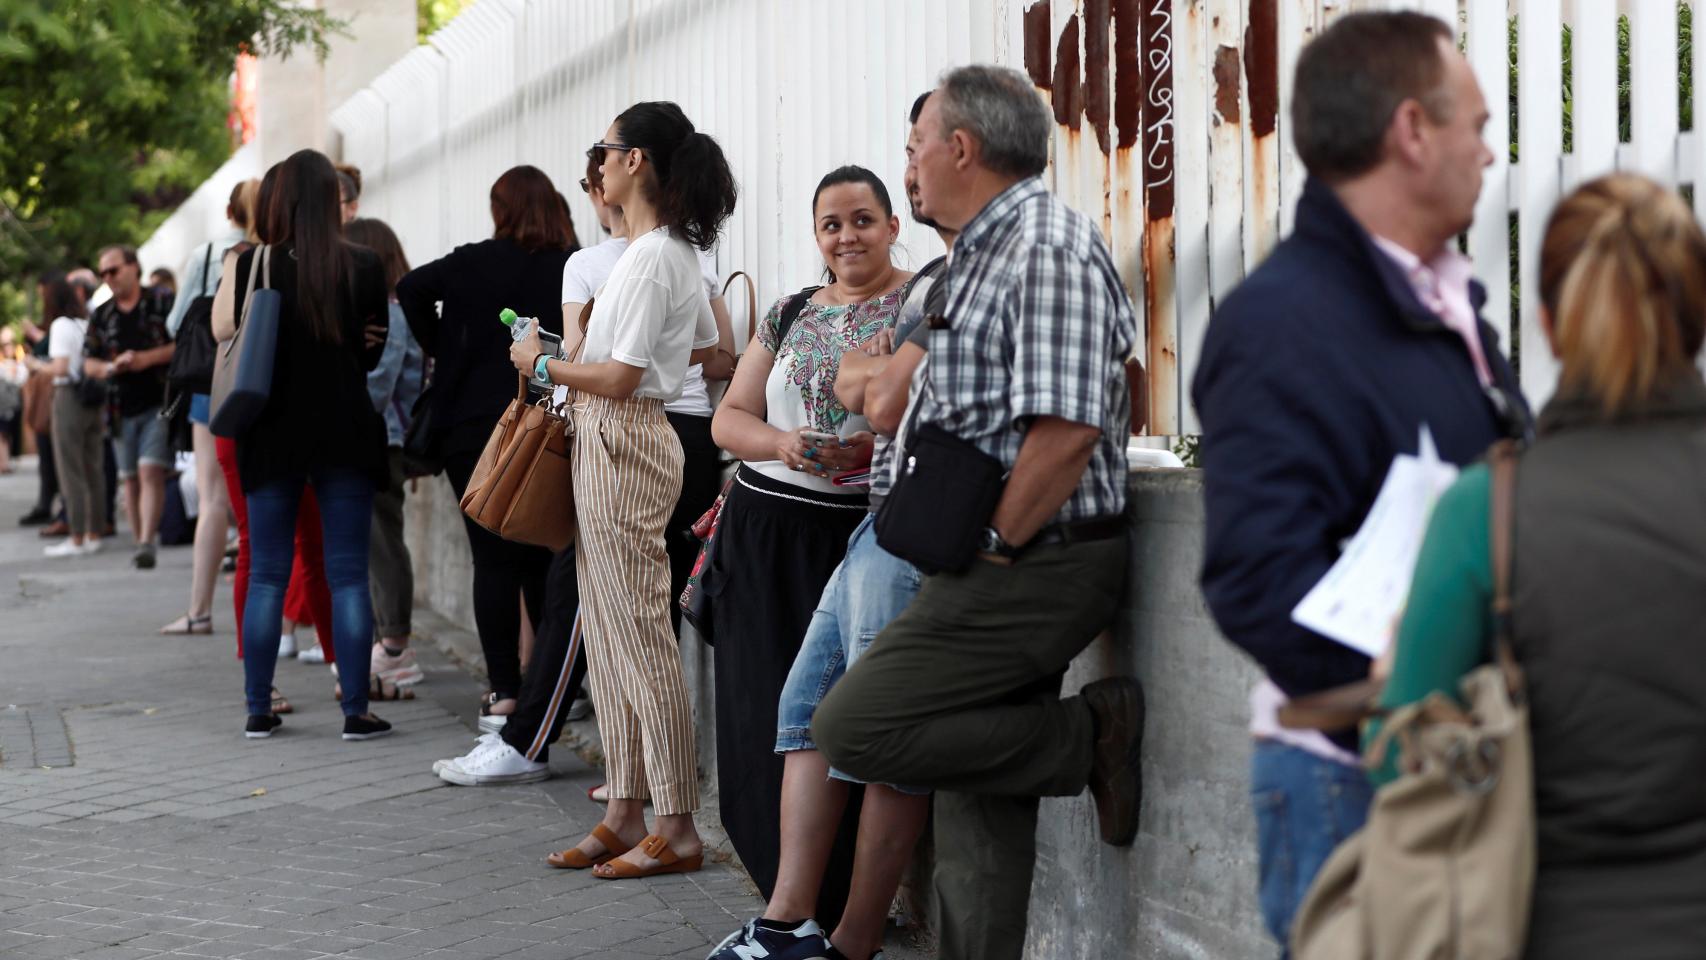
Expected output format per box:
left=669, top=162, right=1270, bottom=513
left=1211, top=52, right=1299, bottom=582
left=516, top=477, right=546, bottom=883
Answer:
left=1289, top=440, right=1535, bottom=960
left=458, top=340, right=581, bottom=551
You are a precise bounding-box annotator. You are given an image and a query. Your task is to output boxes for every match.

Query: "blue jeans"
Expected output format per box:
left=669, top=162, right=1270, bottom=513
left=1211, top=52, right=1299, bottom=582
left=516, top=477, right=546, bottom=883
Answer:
left=1250, top=739, right=1374, bottom=958
left=242, top=467, right=375, bottom=718
left=775, top=514, right=925, bottom=792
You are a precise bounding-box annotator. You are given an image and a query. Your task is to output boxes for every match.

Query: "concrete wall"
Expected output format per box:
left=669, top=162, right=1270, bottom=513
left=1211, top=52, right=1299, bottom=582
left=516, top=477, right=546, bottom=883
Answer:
left=258, top=0, right=416, bottom=166
left=403, top=466, right=1274, bottom=959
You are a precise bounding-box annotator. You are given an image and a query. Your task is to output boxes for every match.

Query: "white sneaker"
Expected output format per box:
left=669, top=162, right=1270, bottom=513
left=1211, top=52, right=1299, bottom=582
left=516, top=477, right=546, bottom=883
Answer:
left=278, top=633, right=298, bottom=658
left=44, top=538, right=82, bottom=558
left=79, top=539, right=103, bottom=555
left=371, top=642, right=425, bottom=687
left=433, top=733, right=500, bottom=774
left=436, top=737, right=548, bottom=786
left=296, top=644, right=325, bottom=663
left=567, top=695, right=593, bottom=722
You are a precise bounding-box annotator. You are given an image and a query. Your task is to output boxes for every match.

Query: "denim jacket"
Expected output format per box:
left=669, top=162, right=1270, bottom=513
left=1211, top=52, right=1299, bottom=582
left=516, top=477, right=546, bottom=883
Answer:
left=366, top=301, right=424, bottom=447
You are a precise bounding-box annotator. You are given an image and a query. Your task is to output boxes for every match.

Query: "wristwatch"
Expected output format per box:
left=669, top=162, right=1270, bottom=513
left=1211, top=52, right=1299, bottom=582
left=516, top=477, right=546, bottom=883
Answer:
left=532, top=353, right=551, bottom=381
left=979, top=526, right=1020, bottom=559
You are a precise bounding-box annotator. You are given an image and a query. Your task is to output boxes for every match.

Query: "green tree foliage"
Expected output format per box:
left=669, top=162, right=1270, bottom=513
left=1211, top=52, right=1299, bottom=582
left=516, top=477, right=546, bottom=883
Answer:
left=0, top=0, right=340, bottom=323
left=419, top=0, right=477, bottom=42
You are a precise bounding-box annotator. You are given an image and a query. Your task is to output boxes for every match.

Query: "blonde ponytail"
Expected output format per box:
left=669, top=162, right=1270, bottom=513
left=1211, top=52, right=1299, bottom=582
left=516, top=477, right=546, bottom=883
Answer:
left=1539, top=174, right=1706, bottom=417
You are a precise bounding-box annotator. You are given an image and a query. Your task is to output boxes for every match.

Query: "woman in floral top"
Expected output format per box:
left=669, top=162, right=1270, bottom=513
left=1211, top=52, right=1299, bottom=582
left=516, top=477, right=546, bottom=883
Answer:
left=709, top=165, right=912, bottom=920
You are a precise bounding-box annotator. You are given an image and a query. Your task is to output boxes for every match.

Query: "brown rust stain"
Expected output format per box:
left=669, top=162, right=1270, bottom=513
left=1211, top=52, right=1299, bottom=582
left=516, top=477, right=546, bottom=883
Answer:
left=1142, top=217, right=1178, bottom=426
left=1245, top=0, right=1278, bottom=138
left=1113, top=0, right=1141, bottom=148
left=1084, top=0, right=1112, bottom=154
left=1024, top=0, right=1053, bottom=90
left=1213, top=45, right=1241, bottom=124
left=1053, top=14, right=1084, bottom=127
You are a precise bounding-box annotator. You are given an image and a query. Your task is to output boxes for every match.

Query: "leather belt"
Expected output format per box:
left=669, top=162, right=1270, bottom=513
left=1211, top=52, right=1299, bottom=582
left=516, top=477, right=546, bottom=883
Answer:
left=1029, top=515, right=1126, bottom=549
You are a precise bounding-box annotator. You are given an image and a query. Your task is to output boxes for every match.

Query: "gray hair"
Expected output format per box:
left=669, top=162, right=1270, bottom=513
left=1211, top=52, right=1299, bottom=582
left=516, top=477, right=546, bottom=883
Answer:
left=935, top=65, right=1051, bottom=179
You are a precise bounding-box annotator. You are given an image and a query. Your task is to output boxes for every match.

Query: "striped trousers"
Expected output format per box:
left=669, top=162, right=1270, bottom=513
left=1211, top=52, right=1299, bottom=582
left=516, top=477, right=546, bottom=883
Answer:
left=571, top=394, right=697, bottom=815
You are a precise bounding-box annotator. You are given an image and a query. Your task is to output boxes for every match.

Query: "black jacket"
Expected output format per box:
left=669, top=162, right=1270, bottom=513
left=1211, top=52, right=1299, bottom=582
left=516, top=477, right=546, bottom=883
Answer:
left=230, top=244, right=389, bottom=494
left=1191, top=177, right=1530, bottom=707
left=397, top=237, right=573, bottom=456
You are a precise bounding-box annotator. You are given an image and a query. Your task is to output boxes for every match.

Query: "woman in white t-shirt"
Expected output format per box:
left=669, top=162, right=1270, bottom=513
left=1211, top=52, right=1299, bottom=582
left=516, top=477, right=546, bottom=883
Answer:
left=509, top=101, right=736, bottom=882
left=40, top=272, right=106, bottom=558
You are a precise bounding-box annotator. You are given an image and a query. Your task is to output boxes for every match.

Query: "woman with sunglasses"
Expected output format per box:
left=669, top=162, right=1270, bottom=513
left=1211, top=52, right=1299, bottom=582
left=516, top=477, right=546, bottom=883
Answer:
left=509, top=102, right=735, bottom=880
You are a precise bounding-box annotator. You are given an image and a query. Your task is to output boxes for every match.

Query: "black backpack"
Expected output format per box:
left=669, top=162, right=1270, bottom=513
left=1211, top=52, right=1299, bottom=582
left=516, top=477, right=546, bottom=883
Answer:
left=165, top=243, right=222, bottom=394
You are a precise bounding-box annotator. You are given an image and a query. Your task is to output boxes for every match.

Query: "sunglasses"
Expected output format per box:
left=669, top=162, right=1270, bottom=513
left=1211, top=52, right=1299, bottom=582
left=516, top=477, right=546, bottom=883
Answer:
left=579, top=178, right=591, bottom=194
left=591, top=141, right=633, bottom=160
left=98, top=266, right=124, bottom=279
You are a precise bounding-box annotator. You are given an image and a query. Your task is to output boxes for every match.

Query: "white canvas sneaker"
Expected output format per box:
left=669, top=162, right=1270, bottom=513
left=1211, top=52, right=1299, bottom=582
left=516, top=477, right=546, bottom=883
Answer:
left=436, top=736, right=548, bottom=786
left=43, top=538, right=82, bottom=558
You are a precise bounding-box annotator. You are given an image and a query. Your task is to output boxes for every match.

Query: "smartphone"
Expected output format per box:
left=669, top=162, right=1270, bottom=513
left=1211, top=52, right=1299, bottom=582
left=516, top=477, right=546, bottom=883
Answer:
left=832, top=469, right=871, bottom=487
left=527, top=329, right=564, bottom=394
left=801, top=429, right=845, bottom=447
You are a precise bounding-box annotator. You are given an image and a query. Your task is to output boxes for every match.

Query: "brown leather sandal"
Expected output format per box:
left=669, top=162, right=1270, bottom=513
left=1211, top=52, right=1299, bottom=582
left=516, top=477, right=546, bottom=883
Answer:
left=545, top=823, right=632, bottom=869
left=591, top=834, right=703, bottom=880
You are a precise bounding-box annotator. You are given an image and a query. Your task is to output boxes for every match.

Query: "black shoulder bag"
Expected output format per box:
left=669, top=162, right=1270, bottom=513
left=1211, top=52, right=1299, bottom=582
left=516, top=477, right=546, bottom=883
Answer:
left=166, top=242, right=220, bottom=394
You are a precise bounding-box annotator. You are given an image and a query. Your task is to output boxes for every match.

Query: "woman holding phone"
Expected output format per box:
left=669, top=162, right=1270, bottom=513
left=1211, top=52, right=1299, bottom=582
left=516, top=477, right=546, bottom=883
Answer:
left=706, top=165, right=911, bottom=923
left=509, top=101, right=733, bottom=880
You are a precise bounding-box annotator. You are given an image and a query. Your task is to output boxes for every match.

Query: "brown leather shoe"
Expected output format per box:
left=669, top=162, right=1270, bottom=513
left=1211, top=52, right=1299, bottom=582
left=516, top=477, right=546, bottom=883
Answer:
left=38, top=520, right=68, bottom=539
left=1083, top=677, right=1145, bottom=847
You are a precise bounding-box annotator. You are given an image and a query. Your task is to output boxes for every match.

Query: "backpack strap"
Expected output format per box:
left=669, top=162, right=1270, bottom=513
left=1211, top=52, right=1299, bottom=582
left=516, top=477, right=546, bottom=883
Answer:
left=1486, top=438, right=1523, bottom=697
left=774, top=285, right=823, bottom=349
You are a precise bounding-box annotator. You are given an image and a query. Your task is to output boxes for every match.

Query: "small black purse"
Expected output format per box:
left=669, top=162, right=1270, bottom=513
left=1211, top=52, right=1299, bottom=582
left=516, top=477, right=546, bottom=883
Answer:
left=874, top=421, right=1006, bottom=575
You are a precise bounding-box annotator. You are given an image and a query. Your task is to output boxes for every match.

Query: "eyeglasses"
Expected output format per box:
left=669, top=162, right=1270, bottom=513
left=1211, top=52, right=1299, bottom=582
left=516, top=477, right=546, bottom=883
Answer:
left=578, top=178, right=591, bottom=194
left=98, top=266, right=123, bottom=279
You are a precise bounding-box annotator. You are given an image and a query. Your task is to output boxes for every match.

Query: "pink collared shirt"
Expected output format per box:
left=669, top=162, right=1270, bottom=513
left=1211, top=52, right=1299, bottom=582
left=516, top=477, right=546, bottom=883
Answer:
left=1372, top=236, right=1492, bottom=387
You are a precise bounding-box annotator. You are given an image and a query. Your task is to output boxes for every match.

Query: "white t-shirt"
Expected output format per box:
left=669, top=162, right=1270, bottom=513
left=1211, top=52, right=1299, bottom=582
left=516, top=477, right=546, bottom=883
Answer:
left=577, top=228, right=719, bottom=403
left=562, top=236, right=721, bottom=414
left=48, top=316, right=88, bottom=385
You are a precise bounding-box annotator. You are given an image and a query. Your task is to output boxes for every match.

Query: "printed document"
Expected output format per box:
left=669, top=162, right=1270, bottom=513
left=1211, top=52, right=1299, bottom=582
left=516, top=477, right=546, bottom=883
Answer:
left=1291, top=426, right=1460, bottom=658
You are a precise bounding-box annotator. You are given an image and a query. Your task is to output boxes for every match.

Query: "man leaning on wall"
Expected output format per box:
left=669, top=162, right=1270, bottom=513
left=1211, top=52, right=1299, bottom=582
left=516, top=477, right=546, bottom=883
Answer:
left=813, top=64, right=1143, bottom=960
left=1191, top=12, right=1531, bottom=957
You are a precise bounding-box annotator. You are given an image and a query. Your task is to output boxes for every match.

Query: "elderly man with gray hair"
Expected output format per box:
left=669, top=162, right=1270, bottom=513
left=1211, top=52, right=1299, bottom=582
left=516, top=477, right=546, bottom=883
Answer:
left=813, top=65, right=1144, bottom=960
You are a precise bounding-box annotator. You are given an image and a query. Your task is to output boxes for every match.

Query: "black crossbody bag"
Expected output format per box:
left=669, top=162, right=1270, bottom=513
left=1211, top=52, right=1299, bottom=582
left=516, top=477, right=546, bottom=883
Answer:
left=874, top=400, right=1006, bottom=575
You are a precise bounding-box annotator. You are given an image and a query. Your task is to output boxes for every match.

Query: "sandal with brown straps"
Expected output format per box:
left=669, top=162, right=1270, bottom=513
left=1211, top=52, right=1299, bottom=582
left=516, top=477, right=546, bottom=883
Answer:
left=270, top=687, right=293, bottom=714
left=546, top=823, right=632, bottom=869
left=591, top=834, right=703, bottom=880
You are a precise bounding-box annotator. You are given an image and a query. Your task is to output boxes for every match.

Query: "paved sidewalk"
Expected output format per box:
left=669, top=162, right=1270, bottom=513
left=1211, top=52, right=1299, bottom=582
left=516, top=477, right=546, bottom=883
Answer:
left=0, top=462, right=764, bottom=960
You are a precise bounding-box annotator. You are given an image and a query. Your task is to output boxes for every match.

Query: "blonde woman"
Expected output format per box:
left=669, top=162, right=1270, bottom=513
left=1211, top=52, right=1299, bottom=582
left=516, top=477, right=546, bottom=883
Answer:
left=1374, top=173, right=1706, bottom=958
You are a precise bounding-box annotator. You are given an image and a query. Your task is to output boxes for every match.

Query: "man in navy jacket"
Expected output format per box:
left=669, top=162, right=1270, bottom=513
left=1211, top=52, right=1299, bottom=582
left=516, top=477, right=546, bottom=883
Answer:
left=1192, top=12, right=1530, bottom=955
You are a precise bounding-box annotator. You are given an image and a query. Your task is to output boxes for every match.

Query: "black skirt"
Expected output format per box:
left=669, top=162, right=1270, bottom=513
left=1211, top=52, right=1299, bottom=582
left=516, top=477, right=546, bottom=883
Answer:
left=709, top=464, right=867, bottom=926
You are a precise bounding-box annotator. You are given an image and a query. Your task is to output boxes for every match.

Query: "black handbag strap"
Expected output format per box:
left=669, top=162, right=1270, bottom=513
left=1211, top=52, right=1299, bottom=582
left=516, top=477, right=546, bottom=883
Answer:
left=775, top=286, right=822, bottom=348
left=200, top=242, right=215, bottom=298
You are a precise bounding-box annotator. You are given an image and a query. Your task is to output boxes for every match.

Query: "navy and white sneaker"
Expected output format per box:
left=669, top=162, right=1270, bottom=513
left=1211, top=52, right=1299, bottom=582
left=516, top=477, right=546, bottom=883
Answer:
left=706, top=918, right=829, bottom=960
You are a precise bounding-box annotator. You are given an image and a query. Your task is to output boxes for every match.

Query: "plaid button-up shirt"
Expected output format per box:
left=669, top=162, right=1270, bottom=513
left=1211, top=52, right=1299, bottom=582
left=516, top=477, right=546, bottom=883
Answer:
left=918, top=177, right=1138, bottom=525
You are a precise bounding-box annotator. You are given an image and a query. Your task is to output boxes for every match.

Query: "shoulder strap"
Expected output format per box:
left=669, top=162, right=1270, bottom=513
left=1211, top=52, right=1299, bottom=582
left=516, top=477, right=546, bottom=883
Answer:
left=200, top=242, right=215, bottom=298
left=1487, top=438, right=1523, bottom=695
left=776, top=285, right=823, bottom=346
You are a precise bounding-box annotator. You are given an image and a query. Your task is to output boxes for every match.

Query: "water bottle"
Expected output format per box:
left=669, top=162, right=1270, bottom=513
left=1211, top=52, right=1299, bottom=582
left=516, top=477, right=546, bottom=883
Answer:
left=499, top=307, right=535, bottom=341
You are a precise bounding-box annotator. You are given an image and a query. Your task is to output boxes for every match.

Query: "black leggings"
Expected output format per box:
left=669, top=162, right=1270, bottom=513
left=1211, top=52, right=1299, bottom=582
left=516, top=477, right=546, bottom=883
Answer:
left=444, top=448, right=551, bottom=699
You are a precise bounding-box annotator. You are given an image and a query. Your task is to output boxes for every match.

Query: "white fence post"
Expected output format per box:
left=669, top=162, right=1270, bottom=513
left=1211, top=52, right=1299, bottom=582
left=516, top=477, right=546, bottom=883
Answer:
left=1517, top=0, right=1563, bottom=407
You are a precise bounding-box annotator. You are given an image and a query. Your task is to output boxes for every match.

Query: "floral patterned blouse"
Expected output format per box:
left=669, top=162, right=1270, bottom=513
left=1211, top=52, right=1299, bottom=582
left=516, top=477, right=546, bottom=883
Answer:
left=749, top=286, right=906, bottom=491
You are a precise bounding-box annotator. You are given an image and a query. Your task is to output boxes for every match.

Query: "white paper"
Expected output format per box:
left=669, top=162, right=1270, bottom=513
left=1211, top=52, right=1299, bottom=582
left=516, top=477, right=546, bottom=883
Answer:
left=1291, top=426, right=1460, bottom=658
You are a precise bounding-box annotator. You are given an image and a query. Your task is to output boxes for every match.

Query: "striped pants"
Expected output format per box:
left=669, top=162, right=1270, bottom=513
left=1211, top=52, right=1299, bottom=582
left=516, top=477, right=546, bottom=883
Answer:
left=571, top=394, right=697, bottom=815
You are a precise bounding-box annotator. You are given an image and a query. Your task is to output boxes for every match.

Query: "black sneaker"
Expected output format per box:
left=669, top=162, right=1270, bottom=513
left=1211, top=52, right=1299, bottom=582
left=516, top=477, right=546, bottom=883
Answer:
left=245, top=714, right=283, bottom=739
left=706, top=918, right=830, bottom=960
left=1082, top=676, right=1145, bottom=846
left=133, top=543, right=157, bottom=570
left=18, top=506, right=51, bottom=527
left=342, top=714, right=393, bottom=741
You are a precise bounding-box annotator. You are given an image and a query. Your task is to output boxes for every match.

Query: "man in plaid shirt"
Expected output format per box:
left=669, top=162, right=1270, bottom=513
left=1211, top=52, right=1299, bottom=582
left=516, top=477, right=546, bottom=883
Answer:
left=815, top=65, right=1144, bottom=960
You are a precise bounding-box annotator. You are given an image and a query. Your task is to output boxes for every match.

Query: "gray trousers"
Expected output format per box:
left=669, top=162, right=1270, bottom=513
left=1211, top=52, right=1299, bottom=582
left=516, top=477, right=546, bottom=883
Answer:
left=50, top=386, right=106, bottom=537
left=368, top=447, right=413, bottom=638
left=813, top=535, right=1128, bottom=960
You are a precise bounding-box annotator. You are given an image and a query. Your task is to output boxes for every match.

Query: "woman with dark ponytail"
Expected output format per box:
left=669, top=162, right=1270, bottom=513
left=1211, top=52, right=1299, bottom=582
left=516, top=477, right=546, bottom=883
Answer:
left=509, top=102, right=734, bottom=880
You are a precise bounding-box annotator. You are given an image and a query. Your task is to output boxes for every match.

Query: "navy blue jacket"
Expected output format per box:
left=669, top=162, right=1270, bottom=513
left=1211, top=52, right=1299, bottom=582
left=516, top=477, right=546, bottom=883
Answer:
left=1192, top=177, right=1530, bottom=703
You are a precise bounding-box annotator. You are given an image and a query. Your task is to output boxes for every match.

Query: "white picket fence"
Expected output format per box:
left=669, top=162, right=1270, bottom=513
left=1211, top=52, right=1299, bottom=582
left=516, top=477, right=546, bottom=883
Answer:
left=139, top=0, right=1700, bottom=434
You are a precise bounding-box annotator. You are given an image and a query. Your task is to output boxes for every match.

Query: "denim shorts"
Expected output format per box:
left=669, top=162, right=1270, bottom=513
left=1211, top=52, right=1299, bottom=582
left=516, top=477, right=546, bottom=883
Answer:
left=118, top=407, right=172, bottom=477
left=188, top=393, right=211, bottom=426
left=775, top=513, right=926, bottom=792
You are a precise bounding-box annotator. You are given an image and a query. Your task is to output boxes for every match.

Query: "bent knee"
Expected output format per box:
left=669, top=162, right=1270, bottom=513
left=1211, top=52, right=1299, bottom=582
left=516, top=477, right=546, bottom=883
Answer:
left=811, top=685, right=894, bottom=782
